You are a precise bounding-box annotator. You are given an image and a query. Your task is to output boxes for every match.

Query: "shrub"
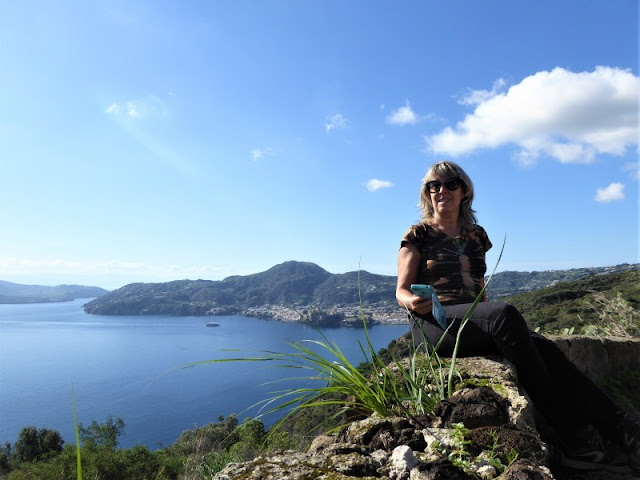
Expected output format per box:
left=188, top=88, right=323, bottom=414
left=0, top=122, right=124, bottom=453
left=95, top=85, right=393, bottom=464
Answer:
left=12, top=427, right=64, bottom=465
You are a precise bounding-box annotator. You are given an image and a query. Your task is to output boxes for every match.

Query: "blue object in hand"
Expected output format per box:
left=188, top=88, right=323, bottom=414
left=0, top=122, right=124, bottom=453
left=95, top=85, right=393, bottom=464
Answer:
left=410, top=284, right=448, bottom=329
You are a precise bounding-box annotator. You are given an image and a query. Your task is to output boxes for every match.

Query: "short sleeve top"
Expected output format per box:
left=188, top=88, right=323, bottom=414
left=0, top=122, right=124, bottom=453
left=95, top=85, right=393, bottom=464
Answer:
left=401, top=223, right=492, bottom=305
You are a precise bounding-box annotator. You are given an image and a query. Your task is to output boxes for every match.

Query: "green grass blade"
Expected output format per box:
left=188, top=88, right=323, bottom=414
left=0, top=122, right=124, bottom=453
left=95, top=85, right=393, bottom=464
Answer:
left=447, top=236, right=506, bottom=396
left=71, top=384, right=82, bottom=480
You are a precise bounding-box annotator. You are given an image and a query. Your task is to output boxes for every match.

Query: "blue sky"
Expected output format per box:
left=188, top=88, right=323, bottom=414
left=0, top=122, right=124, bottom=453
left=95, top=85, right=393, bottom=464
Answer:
left=1, top=1, right=638, bottom=290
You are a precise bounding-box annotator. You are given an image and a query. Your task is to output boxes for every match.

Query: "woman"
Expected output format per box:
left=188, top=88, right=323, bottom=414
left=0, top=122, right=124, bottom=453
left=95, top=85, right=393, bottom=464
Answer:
left=396, top=161, right=638, bottom=472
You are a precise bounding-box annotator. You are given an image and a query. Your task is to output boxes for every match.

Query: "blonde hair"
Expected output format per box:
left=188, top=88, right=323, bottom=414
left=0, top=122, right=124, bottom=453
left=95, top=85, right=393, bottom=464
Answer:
left=419, top=161, right=477, bottom=229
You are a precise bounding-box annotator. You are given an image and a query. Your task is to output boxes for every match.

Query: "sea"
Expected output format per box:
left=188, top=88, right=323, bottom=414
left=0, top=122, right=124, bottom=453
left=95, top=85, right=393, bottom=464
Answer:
left=0, top=299, right=409, bottom=450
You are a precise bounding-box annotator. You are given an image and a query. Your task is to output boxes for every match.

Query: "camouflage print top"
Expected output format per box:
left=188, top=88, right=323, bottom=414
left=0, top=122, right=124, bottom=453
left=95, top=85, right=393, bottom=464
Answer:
left=401, top=223, right=492, bottom=305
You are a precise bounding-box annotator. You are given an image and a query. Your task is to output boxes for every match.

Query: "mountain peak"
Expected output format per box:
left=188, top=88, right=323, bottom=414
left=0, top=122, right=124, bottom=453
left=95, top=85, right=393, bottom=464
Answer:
left=264, top=261, right=329, bottom=277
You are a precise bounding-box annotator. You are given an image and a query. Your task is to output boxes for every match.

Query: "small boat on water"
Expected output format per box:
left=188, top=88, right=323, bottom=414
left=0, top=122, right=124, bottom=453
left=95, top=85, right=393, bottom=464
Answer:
left=205, top=322, right=220, bottom=327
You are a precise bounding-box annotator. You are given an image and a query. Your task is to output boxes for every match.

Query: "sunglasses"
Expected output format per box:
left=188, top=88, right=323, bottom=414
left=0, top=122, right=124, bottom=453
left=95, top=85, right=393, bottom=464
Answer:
left=425, top=177, right=463, bottom=194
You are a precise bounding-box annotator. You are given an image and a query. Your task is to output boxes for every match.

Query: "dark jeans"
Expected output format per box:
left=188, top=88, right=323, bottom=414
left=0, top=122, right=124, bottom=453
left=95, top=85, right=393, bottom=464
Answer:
left=410, top=301, right=622, bottom=439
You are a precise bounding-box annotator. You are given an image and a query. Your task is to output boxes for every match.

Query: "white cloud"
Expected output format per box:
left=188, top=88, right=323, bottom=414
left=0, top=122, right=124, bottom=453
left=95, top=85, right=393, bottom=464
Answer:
left=0, top=257, right=231, bottom=288
left=126, top=102, right=139, bottom=118
left=366, top=179, right=393, bottom=192
left=103, top=95, right=198, bottom=178
left=326, top=113, right=346, bottom=133
left=104, top=95, right=168, bottom=121
left=251, top=147, right=275, bottom=161
left=426, top=66, right=639, bottom=164
left=622, top=161, right=639, bottom=180
left=595, top=182, right=625, bottom=203
left=386, top=101, right=418, bottom=125
left=0, top=258, right=145, bottom=274
left=105, top=103, right=119, bottom=114
left=459, top=78, right=507, bottom=106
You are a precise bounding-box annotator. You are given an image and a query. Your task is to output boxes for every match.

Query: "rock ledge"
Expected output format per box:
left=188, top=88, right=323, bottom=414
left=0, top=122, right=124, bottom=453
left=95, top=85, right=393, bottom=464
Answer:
left=214, top=357, right=558, bottom=480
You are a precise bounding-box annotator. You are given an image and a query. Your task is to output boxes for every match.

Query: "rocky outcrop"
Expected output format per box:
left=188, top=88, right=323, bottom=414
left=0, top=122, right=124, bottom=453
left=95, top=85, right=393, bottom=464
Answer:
left=214, top=350, right=637, bottom=480
left=212, top=358, right=530, bottom=479
left=551, top=335, right=640, bottom=384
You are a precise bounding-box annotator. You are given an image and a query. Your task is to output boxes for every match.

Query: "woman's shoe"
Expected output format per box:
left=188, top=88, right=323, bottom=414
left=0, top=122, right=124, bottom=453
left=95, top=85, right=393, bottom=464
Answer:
left=618, top=414, right=640, bottom=457
left=560, top=424, right=631, bottom=473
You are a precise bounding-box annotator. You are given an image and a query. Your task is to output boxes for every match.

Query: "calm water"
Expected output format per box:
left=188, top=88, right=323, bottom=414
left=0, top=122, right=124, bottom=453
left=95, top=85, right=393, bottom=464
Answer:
left=0, top=299, right=408, bottom=449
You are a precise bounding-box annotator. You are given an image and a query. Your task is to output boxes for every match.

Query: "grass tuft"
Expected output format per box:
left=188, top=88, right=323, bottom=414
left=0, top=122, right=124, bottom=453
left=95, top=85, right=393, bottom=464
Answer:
left=183, top=238, right=506, bottom=438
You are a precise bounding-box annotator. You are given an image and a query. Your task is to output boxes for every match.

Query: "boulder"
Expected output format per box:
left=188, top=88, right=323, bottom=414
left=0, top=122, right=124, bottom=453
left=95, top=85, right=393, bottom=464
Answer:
left=215, top=357, right=556, bottom=479
left=214, top=339, right=640, bottom=480
left=550, top=336, right=640, bottom=384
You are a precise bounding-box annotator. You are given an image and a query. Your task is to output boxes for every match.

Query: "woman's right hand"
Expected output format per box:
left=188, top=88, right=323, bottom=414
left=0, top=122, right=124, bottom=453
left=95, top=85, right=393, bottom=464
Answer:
left=402, top=292, right=432, bottom=315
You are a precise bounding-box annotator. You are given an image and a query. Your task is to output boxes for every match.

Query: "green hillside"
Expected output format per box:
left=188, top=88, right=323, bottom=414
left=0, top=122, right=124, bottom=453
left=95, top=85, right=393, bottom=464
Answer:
left=82, top=261, right=397, bottom=318
left=485, top=263, right=637, bottom=298
left=82, top=261, right=639, bottom=333
left=506, top=269, right=639, bottom=336
left=0, top=280, right=109, bottom=304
